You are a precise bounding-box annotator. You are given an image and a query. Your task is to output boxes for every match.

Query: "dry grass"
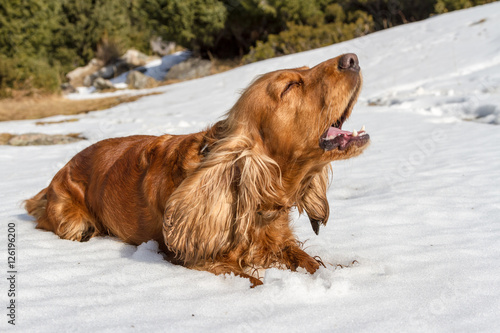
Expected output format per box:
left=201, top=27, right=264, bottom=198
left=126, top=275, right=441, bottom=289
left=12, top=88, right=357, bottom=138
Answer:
left=0, top=92, right=162, bottom=122
left=0, top=133, right=13, bottom=145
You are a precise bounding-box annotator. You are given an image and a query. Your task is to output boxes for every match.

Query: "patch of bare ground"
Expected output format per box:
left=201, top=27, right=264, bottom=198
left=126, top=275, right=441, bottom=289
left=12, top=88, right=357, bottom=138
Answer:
left=0, top=132, right=86, bottom=146
left=0, top=92, right=162, bottom=122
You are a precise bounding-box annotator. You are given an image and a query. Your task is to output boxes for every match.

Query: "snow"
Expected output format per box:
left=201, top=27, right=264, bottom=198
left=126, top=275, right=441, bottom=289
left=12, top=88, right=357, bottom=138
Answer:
left=2, top=2, right=500, bottom=331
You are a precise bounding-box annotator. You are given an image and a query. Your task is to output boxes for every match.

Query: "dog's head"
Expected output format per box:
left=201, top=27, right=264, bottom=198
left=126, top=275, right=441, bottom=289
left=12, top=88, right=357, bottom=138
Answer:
left=228, top=53, right=369, bottom=163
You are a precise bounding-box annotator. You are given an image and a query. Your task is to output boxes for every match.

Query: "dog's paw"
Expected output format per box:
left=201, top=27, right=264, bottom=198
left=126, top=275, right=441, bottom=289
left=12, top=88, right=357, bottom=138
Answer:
left=299, top=255, right=321, bottom=274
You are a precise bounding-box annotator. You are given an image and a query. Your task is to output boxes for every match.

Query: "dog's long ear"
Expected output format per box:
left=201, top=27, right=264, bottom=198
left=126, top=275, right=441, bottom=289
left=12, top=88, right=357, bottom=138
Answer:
left=297, top=165, right=331, bottom=235
left=163, top=137, right=281, bottom=266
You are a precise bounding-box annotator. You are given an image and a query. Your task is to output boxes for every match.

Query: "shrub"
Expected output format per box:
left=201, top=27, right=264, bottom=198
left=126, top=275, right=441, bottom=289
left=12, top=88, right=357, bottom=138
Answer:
left=434, top=0, right=494, bottom=13
left=21, top=58, right=61, bottom=93
left=0, top=56, right=60, bottom=95
left=243, top=10, right=374, bottom=63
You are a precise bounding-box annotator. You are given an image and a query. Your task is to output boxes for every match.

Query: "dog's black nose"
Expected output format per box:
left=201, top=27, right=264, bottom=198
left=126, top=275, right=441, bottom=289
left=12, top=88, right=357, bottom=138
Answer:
left=338, top=53, right=360, bottom=72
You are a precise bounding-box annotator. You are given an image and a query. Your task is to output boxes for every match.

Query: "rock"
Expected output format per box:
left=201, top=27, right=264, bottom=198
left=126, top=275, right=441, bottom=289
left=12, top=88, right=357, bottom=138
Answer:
left=67, top=50, right=161, bottom=89
left=67, top=49, right=160, bottom=89
left=122, top=49, right=151, bottom=67
left=83, top=73, right=99, bottom=87
left=127, top=70, right=159, bottom=89
left=66, top=58, right=104, bottom=87
left=97, top=64, right=116, bottom=79
left=98, top=59, right=133, bottom=80
left=150, top=37, right=176, bottom=56
left=60, top=83, right=77, bottom=94
left=164, top=58, right=212, bottom=81
left=5, top=133, right=85, bottom=146
left=93, top=77, right=115, bottom=90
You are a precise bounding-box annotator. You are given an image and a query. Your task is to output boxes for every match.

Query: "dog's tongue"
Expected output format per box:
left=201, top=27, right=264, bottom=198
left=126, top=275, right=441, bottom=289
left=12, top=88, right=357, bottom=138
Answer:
left=325, top=126, right=352, bottom=139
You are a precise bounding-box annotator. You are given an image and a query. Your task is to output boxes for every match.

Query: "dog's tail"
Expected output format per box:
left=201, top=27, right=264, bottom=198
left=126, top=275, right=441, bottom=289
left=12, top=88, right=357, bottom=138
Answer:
left=24, top=188, right=48, bottom=220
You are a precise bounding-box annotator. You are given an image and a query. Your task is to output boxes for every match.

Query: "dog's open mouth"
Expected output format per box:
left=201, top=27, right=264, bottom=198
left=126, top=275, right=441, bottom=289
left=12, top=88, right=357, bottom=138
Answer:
left=319, top=77, right=368, bottom=151
left=319, top=123, right=369, bottom=151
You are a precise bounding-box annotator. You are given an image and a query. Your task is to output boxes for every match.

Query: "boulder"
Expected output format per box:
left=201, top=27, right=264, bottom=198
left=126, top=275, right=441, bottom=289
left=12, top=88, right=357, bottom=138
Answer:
left=66, top=58, right=104, bottom=87
left=164, top=58, right=212, bottom=81
left=68, top=50, right=155, bottom=88
left=97, top=64, right=116, bottom=79
left=98, top=59, right=133, bottom=80
left=127, top=70, right=159, bottom=89
left=93, top=77, right=115, bottom=90
left=150, top=37, right=176, bottom=56
left=60, top=82, right=77, bottom=94
left=122, top=49, right=151, bottom=67
left=83, top=73, right=98, bottom=87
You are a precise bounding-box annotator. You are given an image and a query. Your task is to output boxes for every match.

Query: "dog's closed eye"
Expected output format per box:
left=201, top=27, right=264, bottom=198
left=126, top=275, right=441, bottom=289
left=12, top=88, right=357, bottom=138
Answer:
left=281, top=81, right=302, bottom=99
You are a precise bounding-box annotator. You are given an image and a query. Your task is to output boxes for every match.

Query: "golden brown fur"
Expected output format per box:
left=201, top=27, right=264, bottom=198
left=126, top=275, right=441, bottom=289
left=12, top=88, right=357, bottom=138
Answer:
left=25, top=54, right=369, bottom=286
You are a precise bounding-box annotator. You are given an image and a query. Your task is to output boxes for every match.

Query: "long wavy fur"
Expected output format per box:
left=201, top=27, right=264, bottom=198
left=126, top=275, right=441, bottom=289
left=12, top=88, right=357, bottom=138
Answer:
left=297, top=165, right=332, bottom=233
left=163, top=135, right=282, bottom=265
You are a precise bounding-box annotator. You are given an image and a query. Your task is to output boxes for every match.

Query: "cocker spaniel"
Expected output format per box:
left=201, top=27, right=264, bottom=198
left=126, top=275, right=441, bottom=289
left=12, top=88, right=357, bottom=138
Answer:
left=25, top=53, right=369, bottom=286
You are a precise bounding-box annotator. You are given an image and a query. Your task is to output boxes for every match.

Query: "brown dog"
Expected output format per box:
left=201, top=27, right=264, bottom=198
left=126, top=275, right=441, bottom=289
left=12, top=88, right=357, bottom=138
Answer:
left=25, top=53, right=369, bottom=286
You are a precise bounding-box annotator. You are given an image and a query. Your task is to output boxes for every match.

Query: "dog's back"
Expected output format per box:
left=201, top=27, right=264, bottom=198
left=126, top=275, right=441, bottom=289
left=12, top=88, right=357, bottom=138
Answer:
left=25, top=133, right=204, bottom=246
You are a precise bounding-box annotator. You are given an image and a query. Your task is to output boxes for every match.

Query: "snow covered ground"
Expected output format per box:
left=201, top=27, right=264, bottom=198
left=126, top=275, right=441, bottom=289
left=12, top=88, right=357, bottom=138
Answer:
left=1, top=3, right=500, bottom=332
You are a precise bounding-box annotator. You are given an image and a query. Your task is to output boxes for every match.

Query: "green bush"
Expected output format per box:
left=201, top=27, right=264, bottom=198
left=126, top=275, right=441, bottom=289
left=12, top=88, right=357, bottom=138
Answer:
left=21, top=58, right=62, bottom=93
left=143, top=0, right=227, bottom=52
left=0, top=55, right=15, bottom=97
left=0, top=56, right=61, bottom=94
left=0, top=56, right=16, bottom=88
left=243, top=8, right=374, bottom=63
left=434, top=0, right=493, bottom=13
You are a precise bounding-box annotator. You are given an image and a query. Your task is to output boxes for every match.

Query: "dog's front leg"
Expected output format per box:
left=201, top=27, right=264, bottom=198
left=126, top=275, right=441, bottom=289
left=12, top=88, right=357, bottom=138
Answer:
left=281, top=244, right=322, bottom=274
left=195, top=260, right=264, bottom=287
